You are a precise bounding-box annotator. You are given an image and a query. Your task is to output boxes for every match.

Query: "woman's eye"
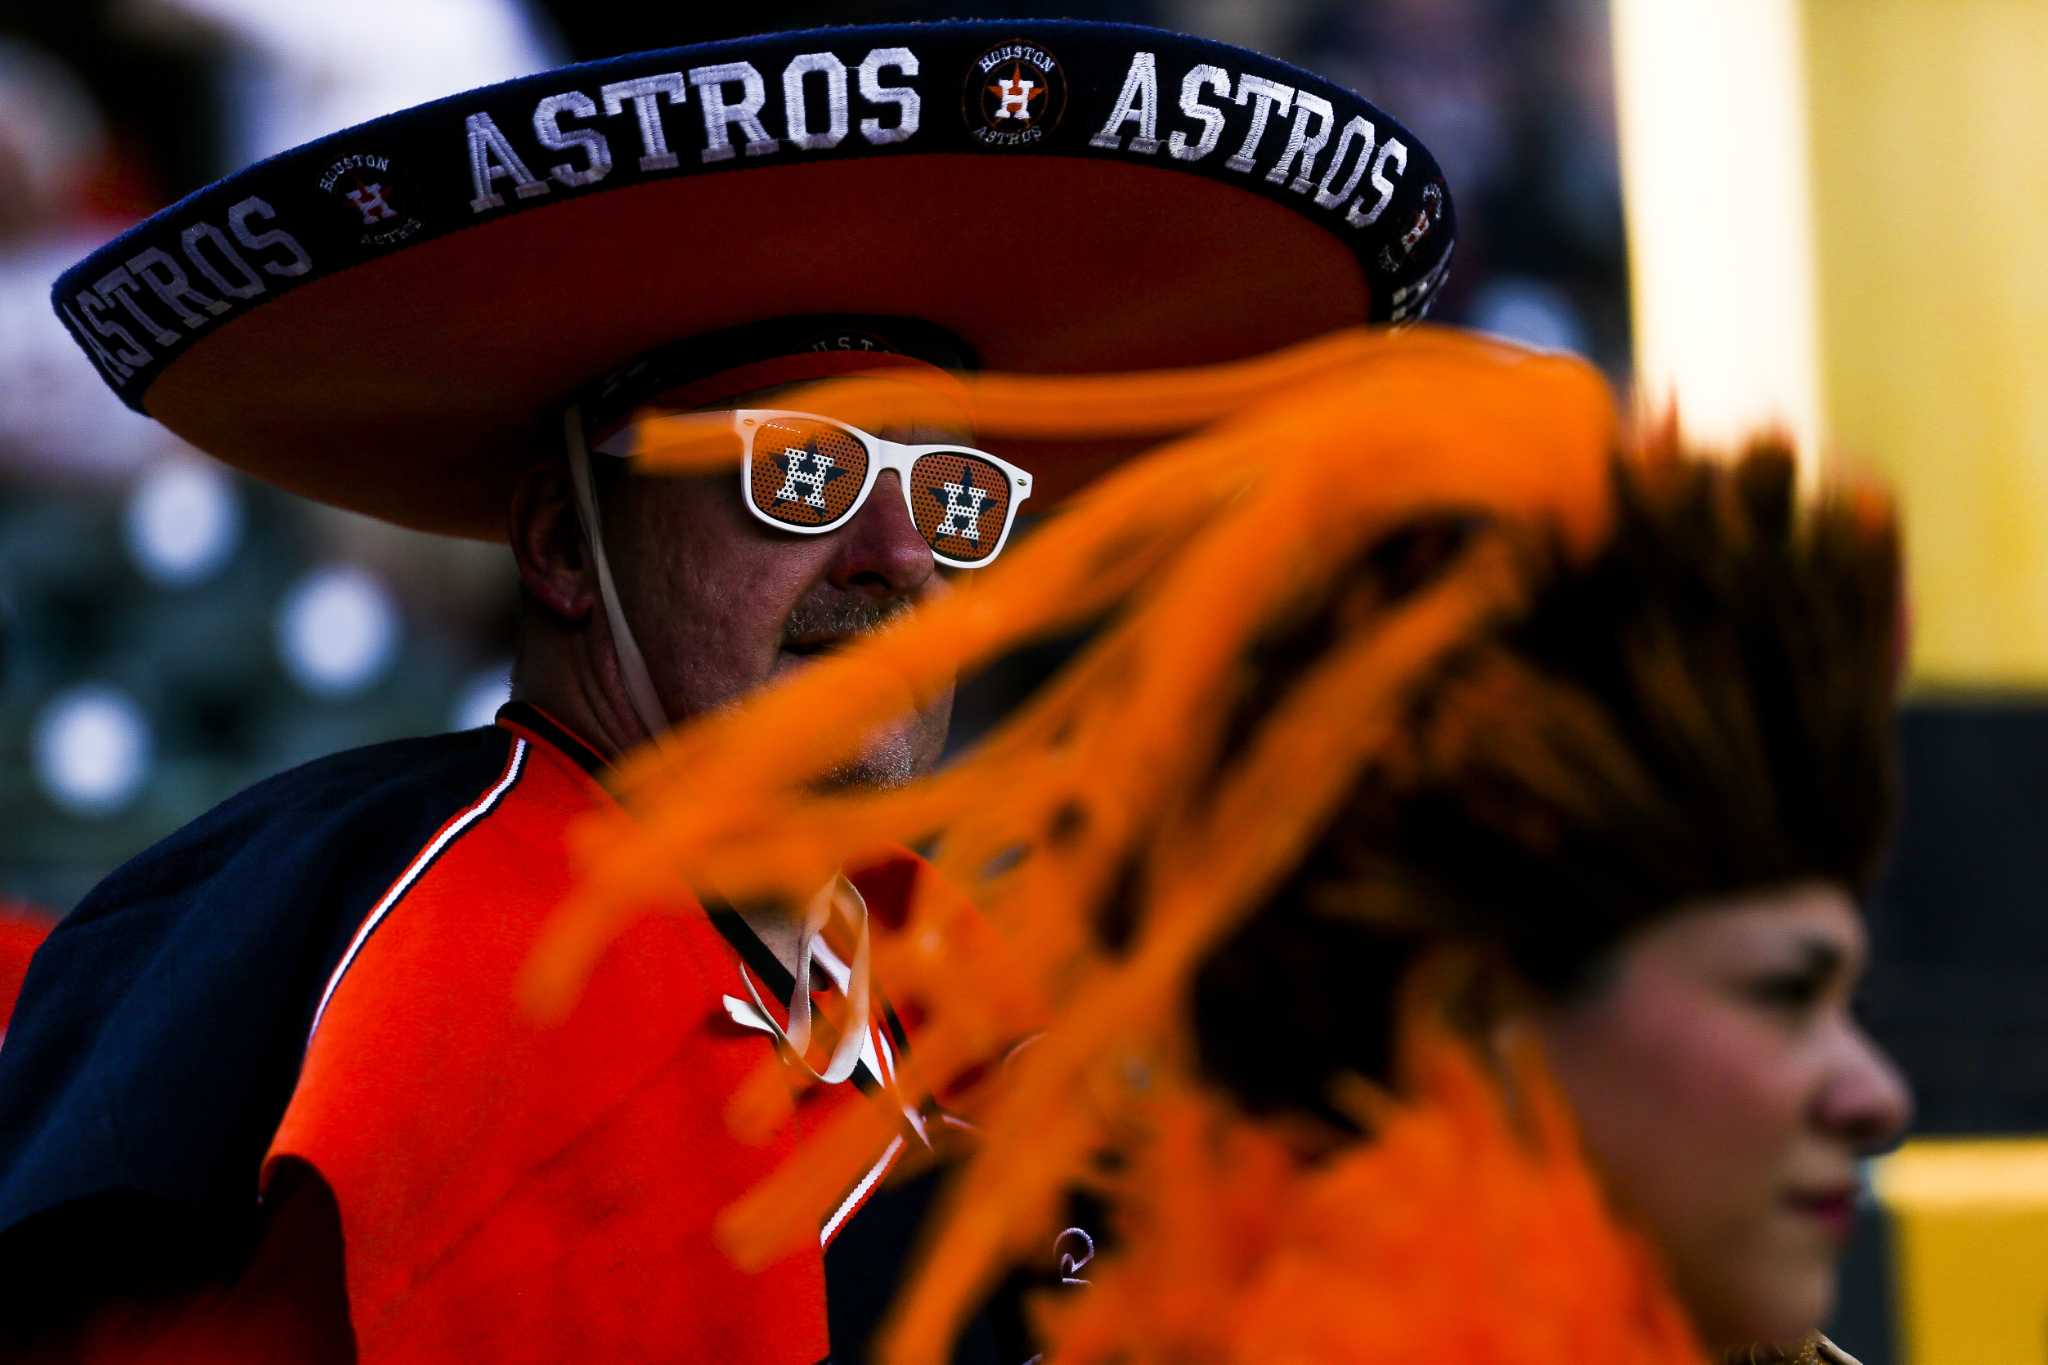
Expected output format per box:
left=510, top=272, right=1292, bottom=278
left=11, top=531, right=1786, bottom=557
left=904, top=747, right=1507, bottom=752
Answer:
left=1745, top=972, right=1826, bottom=1013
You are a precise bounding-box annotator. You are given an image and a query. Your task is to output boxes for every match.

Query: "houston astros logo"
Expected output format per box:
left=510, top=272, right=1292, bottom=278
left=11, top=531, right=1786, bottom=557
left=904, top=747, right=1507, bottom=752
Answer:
left=318, top=152, right=424, bottom=248
left=345, top=180, right=396, bottom=224
left=1379, top=180, right=1446, bottom=275
left=772, top=442, right=846, bottom=512
left=930, top=467, right=989, bottom=544
left=991, top=66, right=1044, bottom=121
left=964, top=41, right=1067, bottom=146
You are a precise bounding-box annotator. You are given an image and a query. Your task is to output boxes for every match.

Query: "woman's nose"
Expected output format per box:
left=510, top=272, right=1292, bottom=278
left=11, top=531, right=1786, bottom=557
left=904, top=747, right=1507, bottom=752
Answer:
left=1818, top=1022, right=1914, bottom=1153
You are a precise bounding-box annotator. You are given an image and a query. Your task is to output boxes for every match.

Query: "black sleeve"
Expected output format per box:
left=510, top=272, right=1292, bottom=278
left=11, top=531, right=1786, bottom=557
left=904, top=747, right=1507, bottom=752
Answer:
left=0, top=727, right=513, bottom=1324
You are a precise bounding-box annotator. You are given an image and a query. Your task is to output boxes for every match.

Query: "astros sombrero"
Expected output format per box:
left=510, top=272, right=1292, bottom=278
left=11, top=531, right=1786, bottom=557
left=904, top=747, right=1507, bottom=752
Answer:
left=52, top=20, right=1454, bottom=540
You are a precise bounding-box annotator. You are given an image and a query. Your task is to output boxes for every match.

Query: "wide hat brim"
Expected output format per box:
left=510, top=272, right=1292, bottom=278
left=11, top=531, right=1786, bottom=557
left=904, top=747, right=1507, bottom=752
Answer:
left=54, top=20, right=1454, bottom=540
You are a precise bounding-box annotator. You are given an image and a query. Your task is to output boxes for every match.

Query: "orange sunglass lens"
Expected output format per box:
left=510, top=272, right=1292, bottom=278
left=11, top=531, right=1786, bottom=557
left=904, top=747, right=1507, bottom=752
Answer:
left=910, top=452, right=1012, bottom=564
left=747, top=417, right=870, bottom=528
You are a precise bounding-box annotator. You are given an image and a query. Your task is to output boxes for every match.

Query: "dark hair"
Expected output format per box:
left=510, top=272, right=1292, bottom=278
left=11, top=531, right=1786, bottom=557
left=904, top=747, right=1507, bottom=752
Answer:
left=1194, top=443, right=1903, bottom=1118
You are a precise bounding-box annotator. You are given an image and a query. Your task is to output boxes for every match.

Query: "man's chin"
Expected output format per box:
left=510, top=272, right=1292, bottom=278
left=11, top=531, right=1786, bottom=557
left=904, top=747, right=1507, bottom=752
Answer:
left=816, top=706, right=951, bottom=791
left=817, top=751, right=915, bottom=791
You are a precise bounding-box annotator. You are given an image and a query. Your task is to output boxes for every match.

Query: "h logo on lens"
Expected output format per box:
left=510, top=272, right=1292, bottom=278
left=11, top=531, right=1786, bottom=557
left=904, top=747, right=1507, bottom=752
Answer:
left=773, top=447, right=838, bottom=510
left=934, top=476, right=989, bottom=543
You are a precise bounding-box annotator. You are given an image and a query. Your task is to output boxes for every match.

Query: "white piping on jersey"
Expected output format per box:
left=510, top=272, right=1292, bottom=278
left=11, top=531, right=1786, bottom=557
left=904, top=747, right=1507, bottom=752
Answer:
left=821, top=1134, right=905, bottom=1248
left=304, top=738, right=529, bottom=1048
left=812, top=935, right=852, bottom=990
left=872, top=1018, right=896, bottom=1085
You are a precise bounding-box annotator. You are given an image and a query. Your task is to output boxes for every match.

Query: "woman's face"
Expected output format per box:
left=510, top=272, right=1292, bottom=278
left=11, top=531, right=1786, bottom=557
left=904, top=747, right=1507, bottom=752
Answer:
left=1530, top=883, right=1911, bottom=1349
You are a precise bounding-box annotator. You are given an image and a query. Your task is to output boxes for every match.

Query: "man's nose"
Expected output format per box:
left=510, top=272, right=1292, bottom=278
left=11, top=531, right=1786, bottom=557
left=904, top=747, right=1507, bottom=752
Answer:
left=826, top=471, right=936, bottom=597
left=1817, top=1022, right=1914, bottom=1153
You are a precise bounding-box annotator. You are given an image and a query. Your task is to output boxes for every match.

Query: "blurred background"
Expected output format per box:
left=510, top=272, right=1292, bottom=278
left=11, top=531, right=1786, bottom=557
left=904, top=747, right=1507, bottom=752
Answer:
left=0, top=2, right=2040, bottom=1360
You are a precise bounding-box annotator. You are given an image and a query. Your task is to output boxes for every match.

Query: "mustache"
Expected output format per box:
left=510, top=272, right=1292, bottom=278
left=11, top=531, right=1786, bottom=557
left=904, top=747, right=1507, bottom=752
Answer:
left=780, top=594, right=915, bottom=645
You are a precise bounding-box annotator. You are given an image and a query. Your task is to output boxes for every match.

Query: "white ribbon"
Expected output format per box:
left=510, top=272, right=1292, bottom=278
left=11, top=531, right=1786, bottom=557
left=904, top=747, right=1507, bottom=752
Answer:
left=737, top=874, right=873, bottom=1086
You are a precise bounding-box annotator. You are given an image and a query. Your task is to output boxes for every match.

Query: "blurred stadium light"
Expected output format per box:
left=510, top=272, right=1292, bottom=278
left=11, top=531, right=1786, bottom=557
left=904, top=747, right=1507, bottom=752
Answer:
left=276, top=564, right=399, bottom=698
left=124, top=455, right=243, bottom=587
left=31, top=684, right=152, bottom=817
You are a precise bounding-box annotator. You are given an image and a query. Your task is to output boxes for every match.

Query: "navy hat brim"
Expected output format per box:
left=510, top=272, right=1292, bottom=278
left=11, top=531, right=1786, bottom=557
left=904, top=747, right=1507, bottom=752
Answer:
left=53, top=20, right=1454, bottom=539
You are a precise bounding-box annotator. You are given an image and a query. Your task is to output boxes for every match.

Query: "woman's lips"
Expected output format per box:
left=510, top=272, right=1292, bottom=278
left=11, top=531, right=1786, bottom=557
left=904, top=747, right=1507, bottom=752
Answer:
left=1782, top=1186, right=1859, bottom=1241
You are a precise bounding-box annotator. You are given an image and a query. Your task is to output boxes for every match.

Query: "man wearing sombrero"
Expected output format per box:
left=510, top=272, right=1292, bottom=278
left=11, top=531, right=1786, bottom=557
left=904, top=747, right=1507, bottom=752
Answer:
left=0, top=20, right=1451, bottom=1359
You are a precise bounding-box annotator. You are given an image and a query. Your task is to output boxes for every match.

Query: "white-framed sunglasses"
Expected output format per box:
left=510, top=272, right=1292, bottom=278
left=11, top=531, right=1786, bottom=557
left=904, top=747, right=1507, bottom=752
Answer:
left=730, top=409, right=1033, bottom=568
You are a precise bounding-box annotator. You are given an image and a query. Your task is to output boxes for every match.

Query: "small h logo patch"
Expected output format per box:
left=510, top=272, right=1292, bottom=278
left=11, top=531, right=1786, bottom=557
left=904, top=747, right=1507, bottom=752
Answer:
left=991, top=67, right=1043, bottom=121
left=346, top=182, right=397, bottom=223
left=318, top=151, right=424, bottom=247
left=964, top=41, right=1068, bottom=147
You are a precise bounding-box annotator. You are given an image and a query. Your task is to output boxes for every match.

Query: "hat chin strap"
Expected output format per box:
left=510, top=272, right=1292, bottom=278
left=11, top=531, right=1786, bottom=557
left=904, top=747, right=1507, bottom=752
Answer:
left=562, top=406, right=672, bottom=743
left=561, top=408, right=878, bottom=1081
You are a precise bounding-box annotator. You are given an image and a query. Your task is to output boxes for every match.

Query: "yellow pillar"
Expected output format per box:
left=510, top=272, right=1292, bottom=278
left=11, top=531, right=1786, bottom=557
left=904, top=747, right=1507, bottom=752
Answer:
left=1805, top=0, right=2048, bottom=686
left=1616, top=0, right=2048, bottom=685
left=1874, top=1139, right=2048, bottom=1365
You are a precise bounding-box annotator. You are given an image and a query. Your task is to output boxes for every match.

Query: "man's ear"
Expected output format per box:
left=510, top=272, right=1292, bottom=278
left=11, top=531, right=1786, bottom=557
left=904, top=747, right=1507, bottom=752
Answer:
left=509, top=462, right=597, bottom=623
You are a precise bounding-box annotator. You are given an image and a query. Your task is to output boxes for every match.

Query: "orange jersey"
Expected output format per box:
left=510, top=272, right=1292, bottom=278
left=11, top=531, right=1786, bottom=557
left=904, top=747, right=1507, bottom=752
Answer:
left=268, top=704, right=917, bottom=1361
left=1, top=705, right=1025, bottom=1361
